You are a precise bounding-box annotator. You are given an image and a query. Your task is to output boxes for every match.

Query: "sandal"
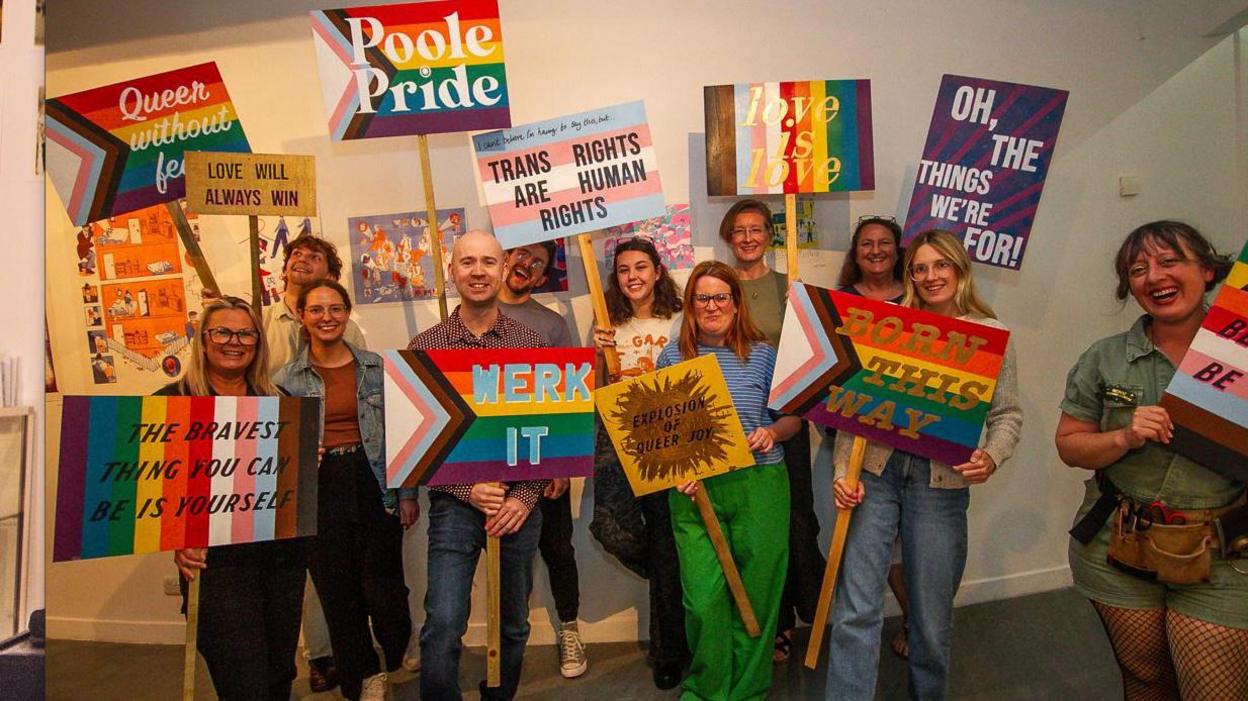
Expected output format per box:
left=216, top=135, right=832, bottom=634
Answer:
left=773, top=628, right=794, bottom=664
left=889, top=623, right=909, bottom=660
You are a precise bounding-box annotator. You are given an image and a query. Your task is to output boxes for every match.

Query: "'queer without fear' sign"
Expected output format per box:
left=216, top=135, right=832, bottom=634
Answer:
left=1159, top=240, right=1248, bottom=482
left=384, top=348, right=596, bottom=489
left=46, top=62, right=251, bottom=226
left=473, top=101, right=665, bottom=249
left=769, top=285, right=1009, bottom=466
left=596, top=353, right=754, bottom=496
left=310, top=0, right=510, bottom=140
left=54, top=395, right=320, bottom=562
left=703, top=80, right=874, bottom=196
left=902, top=75, right=1068, bottom=270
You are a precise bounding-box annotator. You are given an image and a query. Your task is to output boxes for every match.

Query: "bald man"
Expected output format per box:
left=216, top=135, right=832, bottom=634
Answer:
left=407, top=231, right=550, bottom=701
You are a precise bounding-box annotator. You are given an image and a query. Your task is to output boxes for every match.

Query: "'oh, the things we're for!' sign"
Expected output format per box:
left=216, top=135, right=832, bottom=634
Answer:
left=310, top=0, right=511, bottom=140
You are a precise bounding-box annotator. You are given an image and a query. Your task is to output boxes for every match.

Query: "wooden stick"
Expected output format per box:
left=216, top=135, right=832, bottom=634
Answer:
left=166, top=202, right=220, bottom=298
left=692, top=488, right=761, bottom=637
left=417, top=134, right=449, bottom=321
left=486, top=533, right=501, bottom=687
left=575, top=232, right=621, bottom=380
left=804, top=434, right=867, bottom=669
left=248, top=215, right=263, bottom=318
left=182, top=576, right=201, bottom=701
left=784, top=193, right=799, bottom=281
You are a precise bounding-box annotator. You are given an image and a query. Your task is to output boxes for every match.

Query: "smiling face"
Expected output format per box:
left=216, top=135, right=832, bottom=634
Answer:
left=1127, top=238, right=1213, bottom=324
left=692, top=274, right=737, bottom=343
left=855, top=223, right=899, bottom=279
left=203, top=308, right=257, bottom=376
left=284, top=244, right=330, bottom=288
left=449, top=231, right=504, bottom=307
left=909, top=243, right=960, bottom=315
left=503, top=243, right=550, bottom=296
left=615, top=249, right=660, bottom=307
left=728, top=210, right=769, bottom=266
left=300, top=286, right=349, bottom=346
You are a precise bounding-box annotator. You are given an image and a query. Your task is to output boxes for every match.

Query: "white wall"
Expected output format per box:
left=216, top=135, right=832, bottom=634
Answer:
left=43, top=0, right=1248, bottom=645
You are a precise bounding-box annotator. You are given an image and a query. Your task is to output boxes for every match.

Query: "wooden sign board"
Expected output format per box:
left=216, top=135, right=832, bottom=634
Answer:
left=596, top=353, right=754, bottom=496
left=184, top=152, right=317, bottom=216
left=53, top=395, right=320, bottom=562
left=769, top=284, right=1009, bottom=466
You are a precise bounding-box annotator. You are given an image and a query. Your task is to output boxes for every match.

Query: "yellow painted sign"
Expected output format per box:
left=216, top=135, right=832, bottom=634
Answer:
left=595, top=353, right=754, bottom=496
left=184, top=151, right=316, bottom=216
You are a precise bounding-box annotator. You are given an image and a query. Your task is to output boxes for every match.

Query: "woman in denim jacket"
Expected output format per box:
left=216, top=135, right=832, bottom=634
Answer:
left=273, top=279, right=417, bottom=701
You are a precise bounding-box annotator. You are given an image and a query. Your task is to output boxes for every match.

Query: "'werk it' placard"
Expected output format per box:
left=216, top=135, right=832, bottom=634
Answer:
left=184, top=152, right=317, bottom=217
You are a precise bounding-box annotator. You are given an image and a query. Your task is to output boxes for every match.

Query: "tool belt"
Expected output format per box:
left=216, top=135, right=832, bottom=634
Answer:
left=1106, top=491, right=1248, bottom=584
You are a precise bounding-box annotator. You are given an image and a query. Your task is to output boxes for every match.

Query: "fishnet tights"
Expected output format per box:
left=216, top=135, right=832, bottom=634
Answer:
left=1092, top=601, right=1248, bottom=700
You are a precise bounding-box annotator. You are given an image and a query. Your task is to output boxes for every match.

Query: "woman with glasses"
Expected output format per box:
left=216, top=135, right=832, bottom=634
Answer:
left=163, top=296, right=307, bottom=701
left=1056, top=221, right=1246, bottom=700
left=272, top=279, right=417, bottom=701
left=588, top=237, right=690, bottom=689
left=827, top=230, right=1022, bottom=700
left=717, top=199, right=822, bottom=663
left=660, top=260, right=801, bottom=701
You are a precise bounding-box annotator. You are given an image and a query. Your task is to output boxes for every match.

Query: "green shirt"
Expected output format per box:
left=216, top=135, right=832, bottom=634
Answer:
left=738, top=269, right=787, bottom=349
left=1060, top=314, right=1243, bottom=509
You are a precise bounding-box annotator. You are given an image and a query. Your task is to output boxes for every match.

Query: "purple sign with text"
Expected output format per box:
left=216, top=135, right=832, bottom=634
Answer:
left=902, top=75, right=1067, bottom=270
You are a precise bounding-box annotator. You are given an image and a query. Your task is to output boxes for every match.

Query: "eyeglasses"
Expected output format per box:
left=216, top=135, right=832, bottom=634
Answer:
left=303, top=305, right=348, bottom=318
left=730, top=226, right=768, bottom=240
left=510, top=248, right=549, bottom=274
left=856, top=215, right=897, bottom=225
left=908, top=259, right=956, bottom=280
left=692, top=293, right=733, bottom=308
left=204, top=327, right=260, bottom=346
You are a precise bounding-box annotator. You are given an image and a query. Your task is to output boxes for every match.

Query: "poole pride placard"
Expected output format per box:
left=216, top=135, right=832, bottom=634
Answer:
left=596, top=354, right=754, bottom=496
left=704, top=80, right=874, bottom=196
left=46, top=62, right=251, bottom=226
left=473, top=101, right=665, bottom=249
left=1159, top=241, right=1248, bottom=482
left=769, top=285, right=1009, bottom=465
left=384, top=348, right=596, bottom=489
left=902, top=75, right=1068, bottom=270
left=310, top=0, right=510, bottom=140
left=184, top=152, right=317, bottom=217
left=53, top=395, right=319, bottom=562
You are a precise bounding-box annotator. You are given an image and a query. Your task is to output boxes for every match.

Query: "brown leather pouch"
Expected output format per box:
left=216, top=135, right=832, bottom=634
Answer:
left=1107, top=501, right=1215, bottom=584
left=1107, top=501, right=1154, bottom=579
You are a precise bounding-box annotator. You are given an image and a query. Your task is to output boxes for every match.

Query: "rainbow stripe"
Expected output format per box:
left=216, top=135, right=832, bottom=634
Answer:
left=310, top=0, right=510, bottom=140
left=386, top=348, right=596, bottom=487
left=53, top=395, right=319, bottom=562
left=704, top=80, right=874, bottom=196
left=770, top=285, right=1009, bottom=466
left=46, top=62, right=251, bottom=226
left=1160, top=241, right=1248, bottom=481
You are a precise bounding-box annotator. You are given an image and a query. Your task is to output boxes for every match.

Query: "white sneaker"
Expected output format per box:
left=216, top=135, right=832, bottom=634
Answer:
left=558, top=621, right=588, bottom=679
left=359, top=672, right=390, bottom=701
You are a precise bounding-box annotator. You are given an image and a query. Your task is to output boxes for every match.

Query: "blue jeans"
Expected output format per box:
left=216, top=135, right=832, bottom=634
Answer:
left=827, top=451, right=969, bottom=701
left=420, top=492, right=543, bottom=701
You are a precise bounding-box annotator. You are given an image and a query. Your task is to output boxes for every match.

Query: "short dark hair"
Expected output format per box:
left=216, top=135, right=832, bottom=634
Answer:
left=838, top=217, right=904, bottom=287
left=1113, top=220, right=1231, bottom=300
left=283, top=235, right=343, bottom=281
left=717, top=199, right=775, bottom=243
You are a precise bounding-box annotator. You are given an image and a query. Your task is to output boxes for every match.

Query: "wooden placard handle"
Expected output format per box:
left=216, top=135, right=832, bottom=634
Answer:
left=166, top=202, right=220, bottom=299
left=182, top=576, right=201, bottom=701
left=784, top=193, right=798, bottom=282
left=486, top=533, right=501, bottom=687
left=804, top=434, right=867, bottom=669
left=692, top=487, right=761, bottom=637
left=575, top=232, right=621, bottom=380
left=248, top=215, right=263, bottom=318
left=417, top=134, right=449, bottom=321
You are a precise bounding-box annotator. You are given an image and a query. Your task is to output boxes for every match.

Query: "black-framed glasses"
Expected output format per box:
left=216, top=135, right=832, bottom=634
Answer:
left=692, top=292, right=733, bottom=308
left=204, top=327, right=260, bottom=346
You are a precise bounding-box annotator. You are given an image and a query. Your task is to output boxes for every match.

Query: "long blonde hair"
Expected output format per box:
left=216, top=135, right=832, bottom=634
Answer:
left=901, top=230, right=996, bottom=319
left=182, top=296, right=276, bottom=396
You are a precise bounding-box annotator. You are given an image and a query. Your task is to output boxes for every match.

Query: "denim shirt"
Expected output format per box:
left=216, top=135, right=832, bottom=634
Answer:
left=273, top=341, right=418, bottom=506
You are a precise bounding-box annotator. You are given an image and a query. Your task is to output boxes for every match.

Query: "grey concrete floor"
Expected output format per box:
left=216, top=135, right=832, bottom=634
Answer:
left=46, top=587, right=1121, bottom=700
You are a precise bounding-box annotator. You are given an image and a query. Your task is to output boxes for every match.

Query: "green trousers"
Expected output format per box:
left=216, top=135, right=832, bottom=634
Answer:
left=669, top=463, right=790, bottom=701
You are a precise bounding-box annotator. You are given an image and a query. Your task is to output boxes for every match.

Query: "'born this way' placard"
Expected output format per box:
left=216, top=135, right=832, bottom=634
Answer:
left=53, top=395, right=320, bottom=562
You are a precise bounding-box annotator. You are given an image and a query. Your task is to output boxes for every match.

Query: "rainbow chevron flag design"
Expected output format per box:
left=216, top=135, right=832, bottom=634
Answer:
left=54, top=395, right=319, bottom=562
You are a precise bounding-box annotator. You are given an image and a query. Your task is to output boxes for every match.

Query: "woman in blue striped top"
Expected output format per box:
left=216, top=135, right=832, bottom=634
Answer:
left=657, top=260, right=801, bottom=701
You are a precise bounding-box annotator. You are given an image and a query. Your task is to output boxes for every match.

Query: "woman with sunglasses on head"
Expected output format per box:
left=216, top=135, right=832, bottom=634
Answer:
left=162, top=296, right=308, bottom=701
left=272, top=279, right=417, bottom=701
left=718, top=199, right=823, bottom=664
left=1057, top=221, right=1246, bottom=700
left=588, top=237, right=691, bottom=689
left=827, top=230, right=1022, bottom=700
left=660, top=260, right=802, bottom=701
